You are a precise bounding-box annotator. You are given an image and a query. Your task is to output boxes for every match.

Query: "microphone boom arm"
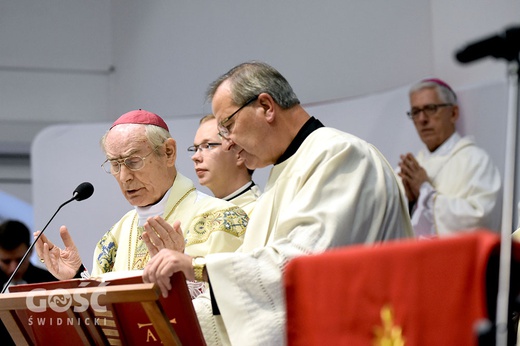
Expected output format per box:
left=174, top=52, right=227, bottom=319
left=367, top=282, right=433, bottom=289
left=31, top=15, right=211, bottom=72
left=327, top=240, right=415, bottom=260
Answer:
left=1, top=182, right=94, bottom=294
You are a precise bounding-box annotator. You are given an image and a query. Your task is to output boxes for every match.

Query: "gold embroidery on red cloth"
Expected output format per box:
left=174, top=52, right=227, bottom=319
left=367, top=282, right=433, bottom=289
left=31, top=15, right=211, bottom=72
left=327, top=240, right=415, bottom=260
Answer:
left=373, top=304, right=405, bottom=346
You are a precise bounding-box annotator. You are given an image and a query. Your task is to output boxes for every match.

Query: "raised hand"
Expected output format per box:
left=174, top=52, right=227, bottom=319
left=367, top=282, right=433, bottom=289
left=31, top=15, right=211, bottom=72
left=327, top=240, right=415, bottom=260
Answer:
left=34, top=225, right=83, bottom=280
left=143, top=249, right=194, bottom=298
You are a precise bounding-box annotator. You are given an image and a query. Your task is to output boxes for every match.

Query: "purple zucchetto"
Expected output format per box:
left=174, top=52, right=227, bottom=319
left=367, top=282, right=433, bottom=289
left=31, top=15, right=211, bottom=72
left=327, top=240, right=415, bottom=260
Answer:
left=110, top=109, right=169, bottom=132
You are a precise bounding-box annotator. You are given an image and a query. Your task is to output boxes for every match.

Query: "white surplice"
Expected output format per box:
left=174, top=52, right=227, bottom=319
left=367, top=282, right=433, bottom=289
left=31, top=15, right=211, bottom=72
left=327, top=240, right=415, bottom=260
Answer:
left=411, top=133, right=501, bottom=237
left=194, top=126, right=413, bottom=345
left=223, top=181, right=262, bottom=217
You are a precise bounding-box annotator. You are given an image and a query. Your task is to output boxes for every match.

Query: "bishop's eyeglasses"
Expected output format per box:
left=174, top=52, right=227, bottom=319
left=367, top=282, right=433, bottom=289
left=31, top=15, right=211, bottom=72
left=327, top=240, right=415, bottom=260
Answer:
left=101, top=151, right=154, bottom=174
left=407, top=103, right=453, bottom=120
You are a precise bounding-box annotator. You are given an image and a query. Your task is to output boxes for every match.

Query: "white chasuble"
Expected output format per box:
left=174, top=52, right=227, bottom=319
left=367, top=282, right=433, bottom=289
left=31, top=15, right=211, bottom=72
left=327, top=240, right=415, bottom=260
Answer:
left=91, top=173, right=248, bottom=277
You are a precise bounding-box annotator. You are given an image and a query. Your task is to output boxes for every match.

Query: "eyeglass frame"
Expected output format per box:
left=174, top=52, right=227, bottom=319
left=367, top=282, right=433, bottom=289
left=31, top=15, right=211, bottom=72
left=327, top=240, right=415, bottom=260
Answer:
left=187, top=142, right=222, bottom=154
left=101, top=150, right=155, bottom=174
left=217, top=95, right=259, bottom=139
left=407, top=103, right=453, bottom=120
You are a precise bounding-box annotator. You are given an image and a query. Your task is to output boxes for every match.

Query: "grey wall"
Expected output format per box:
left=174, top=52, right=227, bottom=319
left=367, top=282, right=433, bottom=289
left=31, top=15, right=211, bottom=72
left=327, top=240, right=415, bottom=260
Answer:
left=0, top=1, right=112, bottom=203
left=108, top=1, right=433, bottom=117
left=0, top=0, right=519, bottom=232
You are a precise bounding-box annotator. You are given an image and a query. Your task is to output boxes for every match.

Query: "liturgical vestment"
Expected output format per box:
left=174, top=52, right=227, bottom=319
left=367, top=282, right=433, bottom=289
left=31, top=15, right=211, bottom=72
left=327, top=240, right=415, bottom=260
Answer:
left=411, top=133, right=501, bottom=237
left=91, top=173, right=248, bottom=277
left=193, top=122, right=413, bottom=345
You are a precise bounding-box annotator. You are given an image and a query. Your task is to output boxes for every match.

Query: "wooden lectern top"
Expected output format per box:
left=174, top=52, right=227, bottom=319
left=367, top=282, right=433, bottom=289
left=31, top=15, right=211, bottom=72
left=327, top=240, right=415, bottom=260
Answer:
left=0, top=271, right=206, bottom=345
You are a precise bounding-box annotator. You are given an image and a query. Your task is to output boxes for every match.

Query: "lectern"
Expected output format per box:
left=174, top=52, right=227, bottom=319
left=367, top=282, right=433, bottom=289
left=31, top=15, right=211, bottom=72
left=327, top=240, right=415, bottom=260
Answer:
left=0, top=272, right=205, bottom=345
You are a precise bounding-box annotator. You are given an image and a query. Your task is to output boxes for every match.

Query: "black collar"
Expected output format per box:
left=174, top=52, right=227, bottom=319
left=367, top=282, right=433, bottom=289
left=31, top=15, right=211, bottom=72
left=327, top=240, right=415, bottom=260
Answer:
left=224, top=181, right=256, bottom=201
left=275, top=117, right=324, bottom=165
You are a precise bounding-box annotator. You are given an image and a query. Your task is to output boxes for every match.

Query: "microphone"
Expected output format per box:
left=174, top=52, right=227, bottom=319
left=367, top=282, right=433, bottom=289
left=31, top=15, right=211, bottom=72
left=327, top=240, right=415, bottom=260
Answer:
left=72, top=182, right=95, bottom=202
left=1, top=182, right=94, bottom=293
left=455, top=26, right=520, bottom=63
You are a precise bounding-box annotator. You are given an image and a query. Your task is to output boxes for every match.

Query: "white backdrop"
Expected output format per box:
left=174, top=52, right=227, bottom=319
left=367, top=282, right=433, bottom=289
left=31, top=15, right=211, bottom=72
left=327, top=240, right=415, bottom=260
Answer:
left=31, top=81, right=508, bottom=269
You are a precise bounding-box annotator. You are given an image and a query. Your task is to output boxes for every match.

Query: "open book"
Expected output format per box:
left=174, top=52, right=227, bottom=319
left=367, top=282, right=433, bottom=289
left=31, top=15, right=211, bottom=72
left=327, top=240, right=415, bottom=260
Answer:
left=3, top=271, right=205, bottom=345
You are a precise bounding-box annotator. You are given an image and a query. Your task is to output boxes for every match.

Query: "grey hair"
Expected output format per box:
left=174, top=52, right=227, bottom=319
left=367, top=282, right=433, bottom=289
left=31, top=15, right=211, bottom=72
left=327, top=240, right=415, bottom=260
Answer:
left=100, top=124, right=172, bottom=155
left=409, top=80, right=458, bottom=106
left=206, top=61, right=300, bottom=109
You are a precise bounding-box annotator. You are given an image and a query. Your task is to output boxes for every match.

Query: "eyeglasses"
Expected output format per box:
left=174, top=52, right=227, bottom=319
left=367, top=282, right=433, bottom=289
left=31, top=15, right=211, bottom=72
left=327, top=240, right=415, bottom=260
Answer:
left=217, top=95, right=259, bottom=139
left=187, top=142, right=222, bottom=154
left=407, top=103, right=452, bottom=120
left=101, top=150, right=154, bottom=174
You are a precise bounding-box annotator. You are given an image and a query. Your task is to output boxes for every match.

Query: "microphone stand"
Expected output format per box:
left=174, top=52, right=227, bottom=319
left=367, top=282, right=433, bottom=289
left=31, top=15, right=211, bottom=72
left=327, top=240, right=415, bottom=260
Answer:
left=0, top=195, right=77, bottom=294
left=456, top=26, right=520, bottom=345
left=496, top=57, right=520, bottom=346
left=0, top=182, right=92, bottom=294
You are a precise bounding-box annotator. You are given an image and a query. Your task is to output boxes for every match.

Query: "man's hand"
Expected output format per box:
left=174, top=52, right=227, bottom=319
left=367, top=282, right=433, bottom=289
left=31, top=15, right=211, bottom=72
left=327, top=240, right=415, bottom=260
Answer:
left=143, top=249, right=194, bottom=298
left=34, top=225, right=83, bottom=280
left=142, top=217, right=185, bottom=257
left=398, top=153, right=429, bottom=202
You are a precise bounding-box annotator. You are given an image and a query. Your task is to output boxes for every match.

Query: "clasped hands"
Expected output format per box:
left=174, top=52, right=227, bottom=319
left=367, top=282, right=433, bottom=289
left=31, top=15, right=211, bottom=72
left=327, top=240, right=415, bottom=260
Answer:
left=141, top=217, right=185, bottom=255
left=398, top=153, right=429, bottom=203
left=142, top=217, right=196, bottom=297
